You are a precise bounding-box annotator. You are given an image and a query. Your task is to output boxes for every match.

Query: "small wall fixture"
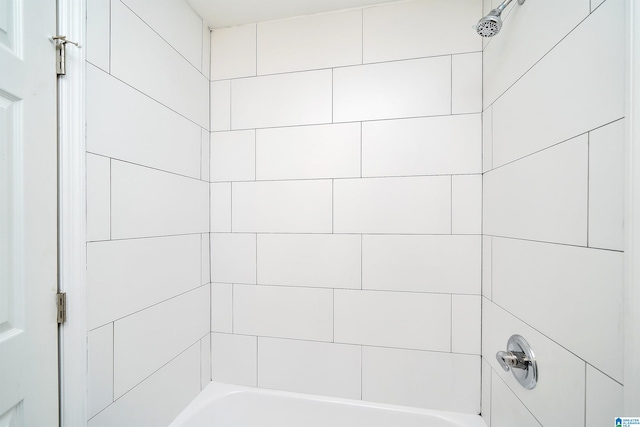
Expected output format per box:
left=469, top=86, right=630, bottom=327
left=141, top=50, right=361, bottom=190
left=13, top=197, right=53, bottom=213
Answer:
left=496, top=335, right=538, bottom=389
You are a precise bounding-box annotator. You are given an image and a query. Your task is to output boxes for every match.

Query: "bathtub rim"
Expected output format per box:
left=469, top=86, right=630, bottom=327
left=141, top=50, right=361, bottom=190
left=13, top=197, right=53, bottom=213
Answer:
left=170, top=381, right=487, bottom=427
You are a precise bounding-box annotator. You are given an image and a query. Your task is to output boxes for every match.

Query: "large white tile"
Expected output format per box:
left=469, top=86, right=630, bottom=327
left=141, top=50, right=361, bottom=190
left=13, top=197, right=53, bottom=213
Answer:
left=88, top=324, right=113, bottom=419
left=483, top=299, right=586, bottom=426
left=210, top=233, right=256, bottom=284
left=86, top=154, right=110, bottom=242
left=452, top=53, right=482, bottom=114
left=232, top=180, right=332, bottom=233
left=210, top=24, right=256, bottom=80
left=256, top=123, right=360, bottom=180
left=110, top=161, right=209, bottom=239
left=482, top=106, right=493, bottom=172
left=86, top=0, right=110, bottom=71
left=362, top=347, right=480, bottom=414
left=257, top=234, right=360, bottom=289
left=113, top=286, right=209, bottom=398
left=210, top=80, right=231, bottom=131
left=210, top=130, right=255, bottom=182
left=362, top=114, right=482, bottom=177
left=481, top=358, right=492, bottom=426
left=362, top=0, right=481, bottom=63
left=334, top=290, right=450, bottom=351
left=333, top=57, right=451, bottom=122
left=231, top=70, right=332, bottom=129
left=211, top=283, right=232, bottom=333
left=257, top=10, right=361, bottom=75
left=362, top=235, right=480, bottom=294
left=452, top=175, right=482, bottom=235
left=210, top=183, right=231, bottom=232
left=233, top=284, right=333, bottom=342
left=452, top=295, right=481, bottom=355
left=492, top=237, right=623, bottom=382
left=87, top=66, right=202, bottom=179
left=483, top=0, right=589, bottom=108
left=484, top=135, right=588, bottom=246
left=491, top=0, right=624, bottom=167
left=211, top=333, right=257, bottom=387
left=121, top=0, right=203, bottom=70
left=111, top=0, right=208, bottom=127
left=491, top=371, right=542, bottom=427
left=200, top=334, right=211, bottom=389
left=89, top=343, right=200, bottom=427
left=87, top=234, right=201, bottom=329
left=589, top=119, right=625, bottom=250
left=258, top=338, right=361, bottom=399
left=334, top=176, right=451, bottom=234
left=586, top=365, right=623, bottom=427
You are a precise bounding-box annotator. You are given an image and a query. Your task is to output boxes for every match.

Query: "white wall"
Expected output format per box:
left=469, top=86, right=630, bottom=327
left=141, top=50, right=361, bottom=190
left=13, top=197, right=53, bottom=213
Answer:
left=209, top=0, right=483, bottom=414
left=481, top=0, right=625, bottom=425
left=85, top=0, right=211, bottom=424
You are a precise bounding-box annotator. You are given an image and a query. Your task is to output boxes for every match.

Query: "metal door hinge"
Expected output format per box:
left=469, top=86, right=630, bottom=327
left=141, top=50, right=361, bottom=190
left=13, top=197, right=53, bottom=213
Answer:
left=57, top=292, right=67, bottom=324
left=52, top=36, right=81, bottom=75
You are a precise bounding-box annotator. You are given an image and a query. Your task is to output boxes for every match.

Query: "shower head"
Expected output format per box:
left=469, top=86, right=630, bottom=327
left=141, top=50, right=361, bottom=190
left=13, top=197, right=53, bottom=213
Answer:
left=475, top=0, right=525, bottom=38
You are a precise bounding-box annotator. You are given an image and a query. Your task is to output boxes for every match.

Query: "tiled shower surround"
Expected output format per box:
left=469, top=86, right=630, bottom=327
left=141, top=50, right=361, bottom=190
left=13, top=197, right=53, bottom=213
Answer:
left=83, top=0, right=625, bottom=425
left=208, top=0, right=483, bottom=415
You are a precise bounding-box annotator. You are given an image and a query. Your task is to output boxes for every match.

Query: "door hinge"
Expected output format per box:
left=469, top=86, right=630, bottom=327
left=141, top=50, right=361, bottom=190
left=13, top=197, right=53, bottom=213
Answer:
left=52, top=36, right=80, bottom=76
left=57, top=292, right=67, bottom=324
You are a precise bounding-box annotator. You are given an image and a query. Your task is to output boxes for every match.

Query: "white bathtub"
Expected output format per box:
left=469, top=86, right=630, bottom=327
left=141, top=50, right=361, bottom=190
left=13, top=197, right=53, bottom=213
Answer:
left=170, top=382, right=487, bottom=427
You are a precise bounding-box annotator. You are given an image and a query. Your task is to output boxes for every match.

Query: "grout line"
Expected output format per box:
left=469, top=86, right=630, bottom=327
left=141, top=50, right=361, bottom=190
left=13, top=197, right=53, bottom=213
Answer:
left=487, top=116, right=624, bottom=173
left=88, top=283, right=210, bottom=332
left=450, top=295, right=453, bottom=352
left=360, top=234, right=363, bottom=290
left=208, top=331, right=480, bottom=356
left=88, top=231, right=206, bottom=244
left=586, top=132, right=590, bottom=247
left=584, top=363, right=588, bottom=426
left=87, top=151, right=202, bottom=182
left=485, top=9, right=598, bottom=111
left=450, top=55, right=453, bottom=115
left=332, top=289, right=335, bottom=343
left=211, top=281, right=481, bottom=296
left=207, top=172, right=483, bottom=184
left=450, top=175, right=454, bottom=234
left=109, top=158, right=112, bottom=240
left=360, top=9, right=364, bottom=65
left=210, top=50, right=483, bottom=83
left=360, top=345, right=363, bottom=400
left=486, top=233, right=623, bottom=253
left=108, top=0, right=112, bottom=74
left=119, top=1, right=205, bottom=76
left=88, top=62, right=206, bottom=130
left=493, top=366, right=544, bottom=426
left=112, top=321, right=115, bottom=403
left=209, top=111, right=481, bottom=132
left=331, top=69, right=334, bottom=124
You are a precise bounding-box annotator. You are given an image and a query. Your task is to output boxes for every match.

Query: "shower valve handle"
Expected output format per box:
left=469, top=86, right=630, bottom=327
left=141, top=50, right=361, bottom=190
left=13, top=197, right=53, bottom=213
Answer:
left=496, top=350, right=529, bottom=372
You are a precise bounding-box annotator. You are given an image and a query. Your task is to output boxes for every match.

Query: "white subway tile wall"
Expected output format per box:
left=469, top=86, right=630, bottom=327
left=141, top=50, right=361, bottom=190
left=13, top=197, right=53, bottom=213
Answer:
left=208, top=0, right=482, bottom=414
left=482, top=0, right=625, bottom=424
left=85, top=1, right=211, bottom=424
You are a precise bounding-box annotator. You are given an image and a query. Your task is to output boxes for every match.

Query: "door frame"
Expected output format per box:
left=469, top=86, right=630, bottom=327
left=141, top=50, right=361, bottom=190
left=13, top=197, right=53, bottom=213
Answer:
left=625, top=0, right=640, bottom=414
left=58, top=0, right=87, bottom=425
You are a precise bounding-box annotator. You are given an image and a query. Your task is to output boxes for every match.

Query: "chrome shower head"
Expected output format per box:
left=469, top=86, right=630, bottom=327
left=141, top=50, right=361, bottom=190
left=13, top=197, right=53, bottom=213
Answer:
left=475, top=0, right=525, bottom=38
left=476, top=11, right=502, bottom=38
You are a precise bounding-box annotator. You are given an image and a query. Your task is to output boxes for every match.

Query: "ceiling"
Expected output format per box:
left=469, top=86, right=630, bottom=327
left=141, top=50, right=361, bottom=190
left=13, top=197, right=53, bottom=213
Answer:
left=187, top=0, right=402, bottom=29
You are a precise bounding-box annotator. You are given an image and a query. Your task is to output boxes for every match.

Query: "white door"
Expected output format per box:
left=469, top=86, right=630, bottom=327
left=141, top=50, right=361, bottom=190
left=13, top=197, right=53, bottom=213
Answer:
left=0, top=0, right=60, bottom=425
